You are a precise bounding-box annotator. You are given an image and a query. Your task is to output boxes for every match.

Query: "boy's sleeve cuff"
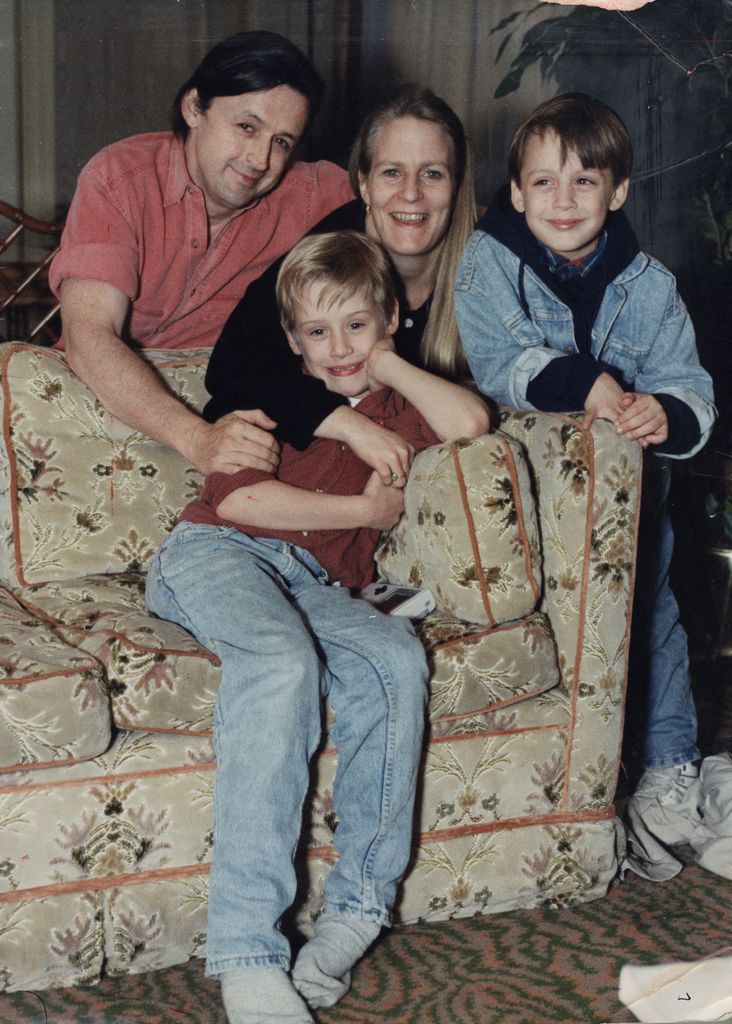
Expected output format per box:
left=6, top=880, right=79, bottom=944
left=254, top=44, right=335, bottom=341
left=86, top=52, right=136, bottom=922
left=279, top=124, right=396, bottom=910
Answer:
left=653, top=393, right=701, bottom=456
left=525, top=353, right=607, bottom=412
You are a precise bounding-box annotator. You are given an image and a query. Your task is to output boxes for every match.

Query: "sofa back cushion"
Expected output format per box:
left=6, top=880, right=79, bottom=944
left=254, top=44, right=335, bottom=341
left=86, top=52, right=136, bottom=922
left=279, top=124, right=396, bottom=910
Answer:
left=0, top=344, right=207, bottom=587
left=375, top=433, right=542, bottom=626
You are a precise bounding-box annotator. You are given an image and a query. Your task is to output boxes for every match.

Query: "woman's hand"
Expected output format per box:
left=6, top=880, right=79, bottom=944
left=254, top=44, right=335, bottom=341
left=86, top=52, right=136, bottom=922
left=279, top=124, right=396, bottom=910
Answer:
left=361, top=470, right=406, bottom=530
left=317, top=404, right=414, bottom=484
left=347, top=417, right=415, bottom=485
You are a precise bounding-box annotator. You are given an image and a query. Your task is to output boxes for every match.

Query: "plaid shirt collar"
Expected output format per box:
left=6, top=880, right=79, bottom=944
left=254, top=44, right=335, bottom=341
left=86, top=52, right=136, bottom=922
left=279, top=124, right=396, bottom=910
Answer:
left=540, top=230, right=608, bottom=281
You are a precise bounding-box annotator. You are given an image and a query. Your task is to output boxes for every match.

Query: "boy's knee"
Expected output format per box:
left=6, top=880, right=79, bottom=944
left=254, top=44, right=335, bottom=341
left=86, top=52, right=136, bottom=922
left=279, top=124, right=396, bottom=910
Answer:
left=378, top=620, right=429, bottom=704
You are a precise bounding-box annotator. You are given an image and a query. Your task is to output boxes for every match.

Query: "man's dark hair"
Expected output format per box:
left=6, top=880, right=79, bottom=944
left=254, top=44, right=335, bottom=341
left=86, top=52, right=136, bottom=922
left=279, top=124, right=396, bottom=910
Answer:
left=172, top=31, right=324, bottom=138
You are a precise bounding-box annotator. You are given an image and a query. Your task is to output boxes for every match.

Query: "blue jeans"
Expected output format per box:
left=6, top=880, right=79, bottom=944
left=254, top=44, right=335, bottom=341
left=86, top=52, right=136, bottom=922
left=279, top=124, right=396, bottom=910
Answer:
left=145, top=522, right=428, bottom=978
left=630, top=457, right=699, bottom=769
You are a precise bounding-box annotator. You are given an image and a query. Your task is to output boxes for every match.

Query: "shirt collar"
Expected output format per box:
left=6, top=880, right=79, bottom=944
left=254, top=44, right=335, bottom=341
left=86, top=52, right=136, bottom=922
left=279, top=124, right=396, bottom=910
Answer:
left=540, top=230, right=608, bottom=280
left=164, top=135, right=194, bottom=206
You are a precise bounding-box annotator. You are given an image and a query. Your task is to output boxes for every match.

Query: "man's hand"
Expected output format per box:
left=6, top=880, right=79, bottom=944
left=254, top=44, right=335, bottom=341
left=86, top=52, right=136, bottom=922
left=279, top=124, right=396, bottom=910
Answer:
left=187, top=409, right=280, bottom=475
left=582, top=372, right=628, bottom=430
left=615, top=392, right=668, bottom=448
left=362, top=470, right=406, bottom=531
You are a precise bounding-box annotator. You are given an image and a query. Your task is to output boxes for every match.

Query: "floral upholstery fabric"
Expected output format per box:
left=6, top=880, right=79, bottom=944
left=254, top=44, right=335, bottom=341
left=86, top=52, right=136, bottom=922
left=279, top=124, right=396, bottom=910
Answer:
left=376, top=432, right=542, bottom=626
left=0, top=586, right=110, bottom=772
left=0, top=345, right=642, bottom=993
left=0, top=344, right=206, bottom=587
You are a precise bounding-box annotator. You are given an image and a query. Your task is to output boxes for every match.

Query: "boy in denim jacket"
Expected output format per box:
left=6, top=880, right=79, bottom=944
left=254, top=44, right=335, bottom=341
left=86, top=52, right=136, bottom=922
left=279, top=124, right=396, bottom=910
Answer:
left=455, top=93, right=717, bottom=881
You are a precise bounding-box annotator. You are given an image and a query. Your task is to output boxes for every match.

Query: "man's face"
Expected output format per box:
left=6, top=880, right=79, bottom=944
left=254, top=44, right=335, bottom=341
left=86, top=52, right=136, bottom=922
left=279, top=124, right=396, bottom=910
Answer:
left=182, top=85, right=309, bottom=225
left=285, top=283, right=398, bottom=399
left=510, top=129, right=628, bottom=261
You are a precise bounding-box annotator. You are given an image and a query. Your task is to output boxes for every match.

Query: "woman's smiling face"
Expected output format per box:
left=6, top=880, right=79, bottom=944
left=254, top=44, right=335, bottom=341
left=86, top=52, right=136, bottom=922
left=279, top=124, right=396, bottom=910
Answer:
left=358, top=116, right=455, bottom=262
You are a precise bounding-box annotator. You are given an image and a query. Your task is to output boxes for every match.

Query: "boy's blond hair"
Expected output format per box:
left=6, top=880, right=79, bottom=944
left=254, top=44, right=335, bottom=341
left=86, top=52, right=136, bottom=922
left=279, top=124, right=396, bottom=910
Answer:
left=509, top=92, right=633, bottom=187
left=277, top=231, right=397, bottom=332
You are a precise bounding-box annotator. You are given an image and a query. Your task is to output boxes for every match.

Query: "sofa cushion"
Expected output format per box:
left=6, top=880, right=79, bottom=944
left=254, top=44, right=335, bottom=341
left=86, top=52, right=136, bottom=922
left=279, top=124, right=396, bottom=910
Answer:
left=375, top=432, right=542, bottom=626
left=417, top=609, right=560, bottom=722
left=0, top=344, right=207, bottom=588
left=0, top=586, right=110, bottom=772
left=19, top=574, right=560, bottom=737
left=19, top=575, right=221, bottom=735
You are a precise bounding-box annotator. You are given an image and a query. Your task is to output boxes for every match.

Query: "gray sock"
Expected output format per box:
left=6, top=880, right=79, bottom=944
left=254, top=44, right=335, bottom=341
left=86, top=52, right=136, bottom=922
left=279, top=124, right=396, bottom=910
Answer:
left=292, top=914, right=382, bottom=1009
left=220, top=966, right=314, bottom=1024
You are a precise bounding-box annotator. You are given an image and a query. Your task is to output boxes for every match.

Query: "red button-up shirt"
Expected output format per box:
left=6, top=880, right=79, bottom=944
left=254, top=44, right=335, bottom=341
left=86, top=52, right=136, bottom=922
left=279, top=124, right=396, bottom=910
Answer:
left=181, top=388, right=442, bottom=591
left=50, top=132, right=353, bottom=350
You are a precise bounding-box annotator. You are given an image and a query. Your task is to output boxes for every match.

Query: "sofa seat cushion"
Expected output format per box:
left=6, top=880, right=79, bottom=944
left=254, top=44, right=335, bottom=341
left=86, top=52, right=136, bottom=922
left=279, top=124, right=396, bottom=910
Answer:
left=0, top=344, right=207, bottom=588
left=417, top=609, right=560, bottom=722
left=19, top=575, right=220, bottom=735
left=0, top=586, right=110, bottom=772
left=18, top=575, right=560, bottom=738
left=376, top=432, right=542, bottom=627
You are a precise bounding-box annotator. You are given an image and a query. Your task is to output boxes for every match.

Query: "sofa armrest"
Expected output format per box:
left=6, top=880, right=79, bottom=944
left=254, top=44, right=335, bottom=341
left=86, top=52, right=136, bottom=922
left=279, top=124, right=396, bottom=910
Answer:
left=0, top=343, right=209, bottom=588
left=375, top=431, right=543, bottom=627
left=498, top=409, right=642, bottom=806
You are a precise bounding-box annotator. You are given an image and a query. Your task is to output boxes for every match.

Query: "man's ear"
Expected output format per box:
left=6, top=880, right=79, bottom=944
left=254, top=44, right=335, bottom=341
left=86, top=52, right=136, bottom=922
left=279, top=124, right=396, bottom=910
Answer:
left=510, top=180, right=526, bottom=213
left=609, top=178, right=630, bottom=211
left=181, top=89, right=204, bottom=130
left=283, top=322, right=302, bottom=356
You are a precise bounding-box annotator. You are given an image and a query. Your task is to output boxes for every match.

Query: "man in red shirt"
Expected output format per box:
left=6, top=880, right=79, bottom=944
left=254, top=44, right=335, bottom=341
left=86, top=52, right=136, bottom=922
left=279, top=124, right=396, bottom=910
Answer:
left=51, top=31, right=353, bottom=476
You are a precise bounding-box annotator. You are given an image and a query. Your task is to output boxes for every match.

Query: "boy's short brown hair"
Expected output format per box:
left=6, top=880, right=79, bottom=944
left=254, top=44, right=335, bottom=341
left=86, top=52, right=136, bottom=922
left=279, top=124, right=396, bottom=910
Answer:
left=277, top=231, right=397, bottom=332
left=508, top=92, right=633, bottom=187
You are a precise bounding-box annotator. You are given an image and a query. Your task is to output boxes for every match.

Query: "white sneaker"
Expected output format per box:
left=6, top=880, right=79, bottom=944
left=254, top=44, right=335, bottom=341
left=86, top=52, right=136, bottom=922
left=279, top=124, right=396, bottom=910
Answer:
left=623, top=761, right=703, bottom=881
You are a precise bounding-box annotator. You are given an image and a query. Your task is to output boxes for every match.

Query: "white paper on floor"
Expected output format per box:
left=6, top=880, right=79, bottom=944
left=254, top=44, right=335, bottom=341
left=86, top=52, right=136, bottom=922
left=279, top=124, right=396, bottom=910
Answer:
left=618, top=950, right=732, bottom=1021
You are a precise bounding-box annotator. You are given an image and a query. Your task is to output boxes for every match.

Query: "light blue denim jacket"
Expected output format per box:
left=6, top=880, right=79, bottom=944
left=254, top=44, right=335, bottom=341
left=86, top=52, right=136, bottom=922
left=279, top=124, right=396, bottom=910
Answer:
left=455, top=230, right=717, bottom=459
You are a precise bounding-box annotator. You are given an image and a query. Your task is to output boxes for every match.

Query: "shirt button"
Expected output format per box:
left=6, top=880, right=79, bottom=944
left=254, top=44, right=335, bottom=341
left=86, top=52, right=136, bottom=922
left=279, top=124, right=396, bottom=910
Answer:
left=192, top=240, right=200, bottom=249
left=302, top=530, right=309, bottom=537
left=404, top=317, right=414, bottom=328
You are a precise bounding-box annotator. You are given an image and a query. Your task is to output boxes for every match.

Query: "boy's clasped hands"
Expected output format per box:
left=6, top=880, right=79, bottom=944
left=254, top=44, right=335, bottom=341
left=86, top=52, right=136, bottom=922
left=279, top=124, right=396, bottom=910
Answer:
left=582, top=371, right=668, bottom=448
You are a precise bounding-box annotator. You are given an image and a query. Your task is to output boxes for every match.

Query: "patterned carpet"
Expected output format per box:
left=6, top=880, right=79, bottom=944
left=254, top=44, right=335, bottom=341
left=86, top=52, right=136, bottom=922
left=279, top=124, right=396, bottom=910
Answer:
left=2, top=856, right=732, bottom=1024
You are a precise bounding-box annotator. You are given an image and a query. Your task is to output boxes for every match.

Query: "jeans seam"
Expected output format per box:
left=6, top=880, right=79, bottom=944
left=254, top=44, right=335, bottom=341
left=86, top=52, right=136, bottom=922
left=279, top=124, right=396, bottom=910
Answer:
left=319, top=631, right=398, bottom=912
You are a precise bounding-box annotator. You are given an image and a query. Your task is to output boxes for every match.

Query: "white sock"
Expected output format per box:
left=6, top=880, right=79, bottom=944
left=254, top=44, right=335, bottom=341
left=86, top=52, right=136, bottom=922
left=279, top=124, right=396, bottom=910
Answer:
left=292, top=914, right=382, bottom=1009
left=220, top=966, right=314, bottom=1024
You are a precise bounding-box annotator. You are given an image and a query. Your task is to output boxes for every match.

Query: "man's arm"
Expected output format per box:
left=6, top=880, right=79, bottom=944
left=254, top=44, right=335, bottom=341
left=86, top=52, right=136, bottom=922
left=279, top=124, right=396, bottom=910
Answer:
left=217, top=470, right=404, bottom=532
left=60, top=277, right=279, bottom=475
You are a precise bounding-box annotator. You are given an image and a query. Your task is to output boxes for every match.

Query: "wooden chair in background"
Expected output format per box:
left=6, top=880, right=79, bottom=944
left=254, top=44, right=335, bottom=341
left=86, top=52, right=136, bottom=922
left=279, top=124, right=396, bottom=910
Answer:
left=0, top=200, right=65, bottom=344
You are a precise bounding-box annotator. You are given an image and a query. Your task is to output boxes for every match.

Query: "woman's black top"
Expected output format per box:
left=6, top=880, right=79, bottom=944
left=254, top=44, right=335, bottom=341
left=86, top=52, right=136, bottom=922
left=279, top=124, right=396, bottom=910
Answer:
left=203, top=199, right=430, bottom=450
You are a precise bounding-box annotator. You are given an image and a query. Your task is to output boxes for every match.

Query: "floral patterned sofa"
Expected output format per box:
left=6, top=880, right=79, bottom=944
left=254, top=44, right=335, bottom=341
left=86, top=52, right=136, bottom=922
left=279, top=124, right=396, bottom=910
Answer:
left=0, top=342, right=641, bottom=992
